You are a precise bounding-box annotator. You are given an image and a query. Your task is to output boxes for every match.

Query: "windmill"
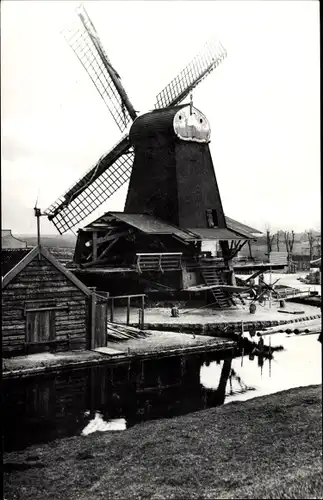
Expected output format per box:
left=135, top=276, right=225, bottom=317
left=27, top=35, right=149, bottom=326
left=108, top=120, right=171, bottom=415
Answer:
left=44, top=4, right=261, bottom=307
left=45, top=3, right=228, bottom=235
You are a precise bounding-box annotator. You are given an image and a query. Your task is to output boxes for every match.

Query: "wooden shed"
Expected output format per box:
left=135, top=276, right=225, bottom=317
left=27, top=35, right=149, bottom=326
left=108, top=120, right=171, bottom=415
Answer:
left=2, top=246, right=108, bottom=357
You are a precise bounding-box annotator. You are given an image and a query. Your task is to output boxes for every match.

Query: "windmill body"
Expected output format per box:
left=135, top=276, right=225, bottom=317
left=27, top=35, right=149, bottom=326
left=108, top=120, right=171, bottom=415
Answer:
left=125, top=104, right=227, bottom=231
left=45, top=4, right=261, bottom=307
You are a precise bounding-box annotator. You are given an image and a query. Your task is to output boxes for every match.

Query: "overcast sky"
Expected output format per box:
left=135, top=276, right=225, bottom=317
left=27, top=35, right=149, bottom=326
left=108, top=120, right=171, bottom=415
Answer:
left=1, top=0, right=320, bottom=235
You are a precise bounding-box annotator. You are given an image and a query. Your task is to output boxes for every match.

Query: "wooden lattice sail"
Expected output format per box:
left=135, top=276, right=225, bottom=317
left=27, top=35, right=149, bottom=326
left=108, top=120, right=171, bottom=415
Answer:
left=45, top=3, right=227, bottom=234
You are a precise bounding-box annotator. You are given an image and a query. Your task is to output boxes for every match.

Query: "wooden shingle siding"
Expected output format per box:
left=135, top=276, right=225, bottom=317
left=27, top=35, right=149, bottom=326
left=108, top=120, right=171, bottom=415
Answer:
left=2, top=255, right=89, bottom=356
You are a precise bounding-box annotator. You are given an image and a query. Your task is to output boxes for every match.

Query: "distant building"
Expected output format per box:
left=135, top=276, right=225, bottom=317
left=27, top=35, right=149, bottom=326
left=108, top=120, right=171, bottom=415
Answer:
left=1, top=230, right=27, bottom=249
left=269, top=251, right=288, bottom=266
left=310, top=257, right=321, bottom=269
left=291, top=254, right=312, bottom=272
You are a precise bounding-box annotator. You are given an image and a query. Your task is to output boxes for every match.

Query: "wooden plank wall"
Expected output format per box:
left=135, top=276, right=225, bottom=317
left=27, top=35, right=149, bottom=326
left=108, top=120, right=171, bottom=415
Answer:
left=2, top=256, right=90, bottom=355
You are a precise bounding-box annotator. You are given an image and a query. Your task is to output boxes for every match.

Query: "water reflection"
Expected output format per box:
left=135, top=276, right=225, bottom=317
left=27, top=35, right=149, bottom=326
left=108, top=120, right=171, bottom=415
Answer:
left=82, top=415, right=126, bottom=435
left=3, top=332, right=320, bottom=452
left=3, top=350, right=231, bottom=452
left=201, top=332, right=321, bottom=404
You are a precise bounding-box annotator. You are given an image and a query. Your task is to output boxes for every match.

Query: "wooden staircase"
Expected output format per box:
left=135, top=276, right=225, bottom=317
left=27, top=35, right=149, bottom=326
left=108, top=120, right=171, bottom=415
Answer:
left=200, top=258, right=234, bottom=309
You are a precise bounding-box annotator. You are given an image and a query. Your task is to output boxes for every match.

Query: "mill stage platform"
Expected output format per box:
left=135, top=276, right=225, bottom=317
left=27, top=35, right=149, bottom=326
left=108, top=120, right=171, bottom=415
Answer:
left=115, top=301, right=321, bottom=335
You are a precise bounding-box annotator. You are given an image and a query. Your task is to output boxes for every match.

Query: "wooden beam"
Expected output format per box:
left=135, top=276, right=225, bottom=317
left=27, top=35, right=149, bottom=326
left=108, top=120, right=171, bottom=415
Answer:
left=108, top=293, right=146, bottom=299
left=97, top=236, right=120, bottom=260
left=82, top=222, right=118, bottom=232
left=81, top=257, right=114, bottom=268
left=84, top=235, right=121, bottom=265
left=126, top=297, right=130, bottom=325
left=90, top=292, right=96, bottom=350
left=110, top=298, right=115, bottom=322
left=89, top=223, right=118, bottom=229
left=86, top=230, right=113, bottom=248
left=86, top=230, right=130, bottom=250
left=92, top=231, right=98, bottom=261
left=96, top=232, right=123, bottom=247
left=136, top=252, right=183, bottom=256
left=74, top=231, right=87, bottom=264
left=102, top=230, right=129, bottom=243
left=172, top=235, right=190, bottom=246
left=24, top=306, right=69, bottom=315
left=141, top=295, right=145, bottom=329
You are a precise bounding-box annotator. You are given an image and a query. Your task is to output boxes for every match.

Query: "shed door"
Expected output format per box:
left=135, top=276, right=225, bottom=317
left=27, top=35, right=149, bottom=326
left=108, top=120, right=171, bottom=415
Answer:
left=26, top=310, right=55, bottom=343
left=94, top=302, right=108, bottom=349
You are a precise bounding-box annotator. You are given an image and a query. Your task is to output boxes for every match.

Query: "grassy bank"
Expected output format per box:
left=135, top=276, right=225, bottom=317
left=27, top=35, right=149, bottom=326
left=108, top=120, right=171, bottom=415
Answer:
left=4, top=385, right=322, bottom=500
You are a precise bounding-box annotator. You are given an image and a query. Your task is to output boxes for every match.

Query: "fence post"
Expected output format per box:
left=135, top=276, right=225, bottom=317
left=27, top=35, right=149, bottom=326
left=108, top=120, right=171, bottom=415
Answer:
left=240, top=321, right=244, bottom=367
left=141, top=295, right=145, bottom=329
left=127, top=296, right=131, bottom=325
left=110, top=298, right=114, bottom=323
left=104, top=292, right=109, bottom=347
left=89, top=288, right=97, bottom=350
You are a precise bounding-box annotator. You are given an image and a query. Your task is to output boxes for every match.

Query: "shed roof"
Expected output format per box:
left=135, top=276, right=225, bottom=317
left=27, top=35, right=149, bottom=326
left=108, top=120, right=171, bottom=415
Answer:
left=1, top=248, right=31, bottom=276
left=2, top=245, right=92, bottom=296
left=225, top=217, right=263, bottom=238
left=108, top=213, right=198, bottom=241
left=187, top=227, right=246, bottom=240
left=86, top=212, right=262, bottom=242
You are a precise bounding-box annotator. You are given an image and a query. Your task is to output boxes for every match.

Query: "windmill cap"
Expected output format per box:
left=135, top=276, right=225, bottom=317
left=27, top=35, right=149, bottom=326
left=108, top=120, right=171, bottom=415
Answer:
left=129, top=104, right=210, bottom=145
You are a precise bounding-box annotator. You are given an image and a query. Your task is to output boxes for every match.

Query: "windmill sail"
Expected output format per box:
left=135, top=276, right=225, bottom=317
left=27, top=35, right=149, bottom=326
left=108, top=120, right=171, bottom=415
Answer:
left=63, top=4, right=137, bottom=132
left=155, top=37, right=227, bottom=109
left=46, top=136, right=133, bottom=234
left=46, top=4, right=227, bottom=234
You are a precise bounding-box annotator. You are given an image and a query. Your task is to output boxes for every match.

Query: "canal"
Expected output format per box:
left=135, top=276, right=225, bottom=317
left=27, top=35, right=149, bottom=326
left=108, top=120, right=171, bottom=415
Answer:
left=3, top=331, right=321, bottom=452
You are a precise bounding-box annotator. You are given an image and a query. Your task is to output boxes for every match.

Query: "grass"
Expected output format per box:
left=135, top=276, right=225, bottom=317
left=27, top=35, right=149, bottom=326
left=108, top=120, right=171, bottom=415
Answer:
left=3, top=385, right=322, bottom=500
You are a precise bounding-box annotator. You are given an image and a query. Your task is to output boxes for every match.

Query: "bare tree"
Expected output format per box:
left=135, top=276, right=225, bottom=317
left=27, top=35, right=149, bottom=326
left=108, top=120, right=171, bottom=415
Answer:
left=276, top=230, right=281, bottom=252
left=266, top=229, right=275, bottom=258
left=283, top=230, right=295, bottom=272
left=306, top=230, right=316, bottom=261
left=314, top=235, right=321, bottom=258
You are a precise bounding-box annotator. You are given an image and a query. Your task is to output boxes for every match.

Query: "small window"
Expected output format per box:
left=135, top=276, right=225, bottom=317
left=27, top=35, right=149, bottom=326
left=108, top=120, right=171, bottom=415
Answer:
left=206, top=209, right=214, bottom=228
left=212, top=210, right=219, bottom=227
left=206, top=210, right=219, bottom=228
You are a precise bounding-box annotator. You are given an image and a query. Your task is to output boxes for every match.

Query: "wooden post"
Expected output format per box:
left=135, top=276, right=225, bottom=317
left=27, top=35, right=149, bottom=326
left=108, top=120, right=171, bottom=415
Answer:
left=269, top=266, right=272, bottom=309
left=90, top=292, right=96, bottom=350
left=141, top=295, right=145, bottom=329
left=127, top=297, right=131, bottom=325
left=104, top=292, right=109, bottom=347
left=36, top=213, right=41, bottom=247
left=34, top=207, right=42, bottom=260
left=92, top=231, right=98, bottom=261
left=240, top=320, right=244, bottom=366
left=110, top=298, right=114, bottom=323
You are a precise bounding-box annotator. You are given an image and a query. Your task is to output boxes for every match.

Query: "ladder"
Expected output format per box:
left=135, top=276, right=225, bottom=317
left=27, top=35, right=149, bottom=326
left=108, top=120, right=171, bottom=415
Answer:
left=200, top=261, right=234, bottom=309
